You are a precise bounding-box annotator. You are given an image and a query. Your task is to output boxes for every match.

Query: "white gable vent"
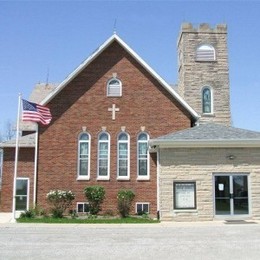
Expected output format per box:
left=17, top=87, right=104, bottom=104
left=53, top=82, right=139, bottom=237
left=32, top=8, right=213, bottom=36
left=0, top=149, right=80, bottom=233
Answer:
left=196, top=44, right=216, bottom=61
left=107, top=78, right=122, bottom=97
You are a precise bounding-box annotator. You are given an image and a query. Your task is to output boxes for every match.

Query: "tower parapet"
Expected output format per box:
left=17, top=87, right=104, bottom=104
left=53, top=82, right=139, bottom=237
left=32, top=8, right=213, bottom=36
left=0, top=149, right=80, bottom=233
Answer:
left=177, top=23, right=231, bottom=126
left=179, top=23, right=227, bottom=34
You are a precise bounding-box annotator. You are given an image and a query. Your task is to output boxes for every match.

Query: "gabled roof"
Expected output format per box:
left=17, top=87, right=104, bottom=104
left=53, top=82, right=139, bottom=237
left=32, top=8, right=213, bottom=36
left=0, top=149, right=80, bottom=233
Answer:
left=149, top=123, right=260, bottom=148
left=29, top=83, right=58, bottom=104
left=20, top=83, right=58, bottom=132
left=0, top=133, right=35, bottom=148
left=40, top=34, right=199, bottom=120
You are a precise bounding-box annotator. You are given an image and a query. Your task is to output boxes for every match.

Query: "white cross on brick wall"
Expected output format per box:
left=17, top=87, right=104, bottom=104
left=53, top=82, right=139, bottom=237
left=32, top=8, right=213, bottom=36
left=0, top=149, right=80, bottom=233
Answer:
left=108, top=104, right=119, bottom=120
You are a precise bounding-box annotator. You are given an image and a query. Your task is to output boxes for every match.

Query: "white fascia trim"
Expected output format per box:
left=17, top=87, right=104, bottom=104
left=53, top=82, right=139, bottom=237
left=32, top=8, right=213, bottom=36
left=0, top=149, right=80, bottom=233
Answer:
left=0, top=144, right=35, bottom=148
left=149, top=139, right=260, bottom=148
left=40, top=34, right=199, bottom=120
left=114, top=35, right=199, bottom=120
left=41, top=34, right=117, bottom=106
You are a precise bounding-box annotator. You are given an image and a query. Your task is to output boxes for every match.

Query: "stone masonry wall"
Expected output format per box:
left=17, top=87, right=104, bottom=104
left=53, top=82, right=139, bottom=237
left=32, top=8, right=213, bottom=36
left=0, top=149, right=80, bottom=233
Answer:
left=177, top=23, right=231, bottom=126
left=159, top=147, right=260, bottom=221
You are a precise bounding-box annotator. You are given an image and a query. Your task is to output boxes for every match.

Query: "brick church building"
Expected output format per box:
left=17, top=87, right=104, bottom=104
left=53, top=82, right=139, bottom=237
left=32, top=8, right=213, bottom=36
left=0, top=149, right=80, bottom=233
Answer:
left=1, top=23, right=260, bottom=221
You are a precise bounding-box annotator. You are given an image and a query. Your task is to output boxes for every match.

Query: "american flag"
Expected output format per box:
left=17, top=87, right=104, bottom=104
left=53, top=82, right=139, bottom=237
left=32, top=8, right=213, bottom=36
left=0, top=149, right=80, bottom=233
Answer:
left=22, top=99, right=52, bottom=125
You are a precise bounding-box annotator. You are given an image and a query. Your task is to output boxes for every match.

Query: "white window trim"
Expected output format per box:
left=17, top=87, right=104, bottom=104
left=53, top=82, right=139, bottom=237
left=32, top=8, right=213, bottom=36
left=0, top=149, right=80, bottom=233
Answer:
left=201, top=86, right=214, bottom=115
left=77, top=132, right=91, bottom=180
left=107, top=78, right=122, bottom=97
left=136, top=202, right=150, bottom=214
left=97, top=132, right=110, bottom=180
left=16, top=177, right=30, bottom=212
left=117, top=132, right=130, bottom=180
left=137, top=132, right=150, bottom=180
left=76, top=202, right=90, bottom=213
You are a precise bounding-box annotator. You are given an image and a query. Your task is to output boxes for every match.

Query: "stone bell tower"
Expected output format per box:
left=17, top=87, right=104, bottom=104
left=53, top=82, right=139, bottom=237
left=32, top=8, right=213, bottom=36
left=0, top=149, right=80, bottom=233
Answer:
left=177, top=23, right=231, bottom=126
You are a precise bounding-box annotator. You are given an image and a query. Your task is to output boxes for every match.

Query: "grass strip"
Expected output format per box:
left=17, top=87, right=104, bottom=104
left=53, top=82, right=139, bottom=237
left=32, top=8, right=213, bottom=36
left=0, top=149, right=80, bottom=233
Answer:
left=17, top=216, right=159, bottom=224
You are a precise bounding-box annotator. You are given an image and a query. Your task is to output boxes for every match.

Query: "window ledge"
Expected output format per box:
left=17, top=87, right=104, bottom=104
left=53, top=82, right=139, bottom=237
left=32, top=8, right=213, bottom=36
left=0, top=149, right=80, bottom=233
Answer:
left=195, top=60, right=217, bottom=63
left=202, top=113, right=215, bottom=117
left=77, top=176, right=90, bottom=181
left=97, top=177, right=110, bottom=181
left=107, top=95, right=122, bottom=97
left=117, top=177, right=130, bottom=181
left=137, top=177, right=150, bottom=181
left=173, top=209, right=198, bottom=213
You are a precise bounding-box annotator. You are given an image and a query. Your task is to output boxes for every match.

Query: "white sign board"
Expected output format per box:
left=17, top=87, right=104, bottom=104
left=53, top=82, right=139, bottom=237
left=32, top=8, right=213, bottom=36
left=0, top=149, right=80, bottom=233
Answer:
left=175, top=183, right=195, bottom=209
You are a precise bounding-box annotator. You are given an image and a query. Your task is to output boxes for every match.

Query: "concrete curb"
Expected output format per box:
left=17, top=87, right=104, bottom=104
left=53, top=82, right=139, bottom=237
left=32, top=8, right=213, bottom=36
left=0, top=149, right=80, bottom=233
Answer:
left=1, top=212, right=259, bottom=226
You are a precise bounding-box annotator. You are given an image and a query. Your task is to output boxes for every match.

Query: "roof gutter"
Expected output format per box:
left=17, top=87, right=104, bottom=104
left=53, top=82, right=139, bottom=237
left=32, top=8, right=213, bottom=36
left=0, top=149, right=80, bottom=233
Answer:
left=0, top=143, right=35, bottom=148
left=149, top=139, right=260, bottom=148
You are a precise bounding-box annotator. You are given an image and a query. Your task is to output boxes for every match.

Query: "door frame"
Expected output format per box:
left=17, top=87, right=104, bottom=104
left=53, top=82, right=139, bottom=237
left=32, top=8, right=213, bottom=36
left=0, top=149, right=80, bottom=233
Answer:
left=213, top=173, right=251, bottom=219
left=15, top=177, right=30, bottom=212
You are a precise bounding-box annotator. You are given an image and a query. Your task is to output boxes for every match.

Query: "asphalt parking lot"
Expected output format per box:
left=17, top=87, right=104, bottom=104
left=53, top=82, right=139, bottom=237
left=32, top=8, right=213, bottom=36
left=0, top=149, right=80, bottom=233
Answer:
left=1, top=221, right=260, bottom=260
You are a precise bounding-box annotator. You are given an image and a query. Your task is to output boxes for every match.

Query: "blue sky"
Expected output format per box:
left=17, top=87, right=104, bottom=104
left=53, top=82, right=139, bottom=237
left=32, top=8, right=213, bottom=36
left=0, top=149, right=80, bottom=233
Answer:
left=1, top=1, right=260, bottom=135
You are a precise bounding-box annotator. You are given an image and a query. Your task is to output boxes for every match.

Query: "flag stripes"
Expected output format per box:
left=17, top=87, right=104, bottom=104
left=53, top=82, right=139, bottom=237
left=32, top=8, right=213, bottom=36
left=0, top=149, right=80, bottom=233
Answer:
left=22, top=99, right=52, bottom=125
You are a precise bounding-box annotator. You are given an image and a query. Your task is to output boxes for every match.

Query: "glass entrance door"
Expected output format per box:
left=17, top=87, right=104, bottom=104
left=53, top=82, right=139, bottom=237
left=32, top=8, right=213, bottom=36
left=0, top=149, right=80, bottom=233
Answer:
left=214, top=175, right=249, bottom=216
left=215, top=176, right=230, bottom=215
left=233, top=175, right=249, bottom=215
left=15, top=178, right=29, bottom=211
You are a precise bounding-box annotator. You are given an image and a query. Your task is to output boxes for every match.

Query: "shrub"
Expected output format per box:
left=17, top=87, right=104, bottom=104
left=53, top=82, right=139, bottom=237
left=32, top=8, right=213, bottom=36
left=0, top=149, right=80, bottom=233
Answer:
left=117, top=189, right=135, bottom=218
left=104, top=209, right=115, bottom=217
left=69, top=209, right=78, bottom=219
left=33, top=204, right=47, bottom=217
left=19, top=208, right=36, bottom=219
left=84, top=186, right=105, bottom=215
left=19, top=205, right=47, bottom=219
left=46, top=190, right=75, bottom=218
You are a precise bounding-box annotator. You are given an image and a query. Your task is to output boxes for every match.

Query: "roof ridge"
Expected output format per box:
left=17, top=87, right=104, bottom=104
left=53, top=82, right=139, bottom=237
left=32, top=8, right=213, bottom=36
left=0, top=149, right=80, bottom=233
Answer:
left=39, top=34, right=199, bottom=120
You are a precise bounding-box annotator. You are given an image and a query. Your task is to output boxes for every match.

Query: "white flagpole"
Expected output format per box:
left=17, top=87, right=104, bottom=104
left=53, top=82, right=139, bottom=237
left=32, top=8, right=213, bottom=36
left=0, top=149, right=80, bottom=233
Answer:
left=33, top=123, right=39, bottom=206
left=11, top=93, right=22, bottom=222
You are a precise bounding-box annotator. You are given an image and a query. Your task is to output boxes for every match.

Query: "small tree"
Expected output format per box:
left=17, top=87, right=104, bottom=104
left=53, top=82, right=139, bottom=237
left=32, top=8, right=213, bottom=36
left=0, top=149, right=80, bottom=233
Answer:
left=117, top=189, right=135, bottom=218
left=84, top=186, right=105, bottom=215
left=46, top=190, right=75, bottom=218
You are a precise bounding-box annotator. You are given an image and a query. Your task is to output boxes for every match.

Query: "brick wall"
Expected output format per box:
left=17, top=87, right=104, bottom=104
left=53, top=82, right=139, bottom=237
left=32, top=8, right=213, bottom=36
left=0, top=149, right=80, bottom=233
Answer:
left=159, top=147, right=260, bottom=221
left=33, top=41, right=192, bottom=216
left=0, top=148, right=34, bottom=212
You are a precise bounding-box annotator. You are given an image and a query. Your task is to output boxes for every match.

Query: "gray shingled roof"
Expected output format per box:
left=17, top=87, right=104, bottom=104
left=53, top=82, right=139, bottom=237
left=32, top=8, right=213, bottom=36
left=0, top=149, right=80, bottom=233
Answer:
left=29, top=83, right=58, bottom=103
left=157, top=123, right=260, bottom=140
left=0, top=83, right=57, bottom=148
left=20, top=83, right=58, bottom=132
left=0, top=133, right=35, bottom=148
left=149, top=123, right=260, bottom=148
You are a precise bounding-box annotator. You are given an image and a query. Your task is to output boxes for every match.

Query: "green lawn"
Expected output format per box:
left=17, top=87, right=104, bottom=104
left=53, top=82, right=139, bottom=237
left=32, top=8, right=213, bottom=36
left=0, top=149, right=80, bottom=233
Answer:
left=17, top=216, right=159, bottom=224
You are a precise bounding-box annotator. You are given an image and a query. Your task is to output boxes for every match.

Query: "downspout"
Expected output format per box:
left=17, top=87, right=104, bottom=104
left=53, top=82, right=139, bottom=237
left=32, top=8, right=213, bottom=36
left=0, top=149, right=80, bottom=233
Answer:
left=33, top=124, right=39, bottom=207
left=156, top=147, right=160, bottom=220
left=11, top=94, right=22, bottom=222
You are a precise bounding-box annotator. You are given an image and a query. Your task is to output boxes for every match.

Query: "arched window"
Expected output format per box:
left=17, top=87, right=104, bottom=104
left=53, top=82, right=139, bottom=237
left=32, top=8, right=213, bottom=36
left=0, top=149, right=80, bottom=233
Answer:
left=97, top=132, right=110, bottom=179
left=107, top=78, right=122, bottom=97
left=196, top=44, right=216, bottom=61
left=202, top=87, right=213, bottom=114
left=78, top=132, right=90, bottom=179
left=137, top=132, right=149, bottom=179
left=117, top=132, right=130, bottom=179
